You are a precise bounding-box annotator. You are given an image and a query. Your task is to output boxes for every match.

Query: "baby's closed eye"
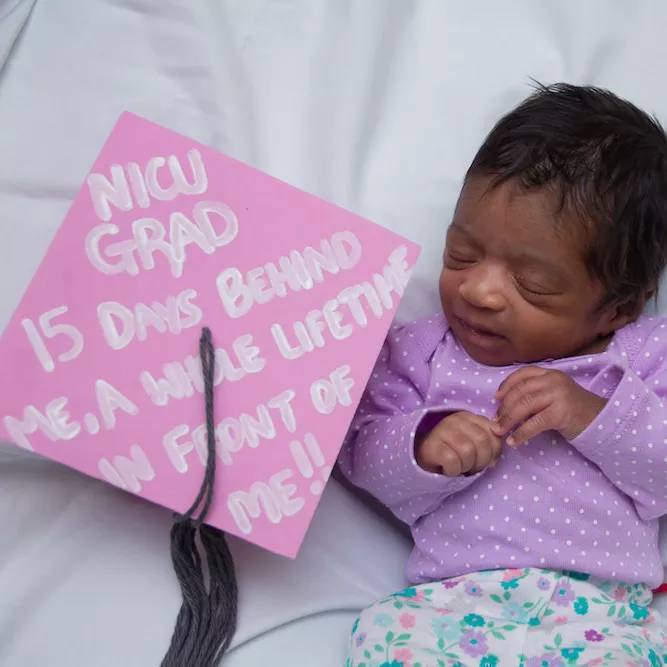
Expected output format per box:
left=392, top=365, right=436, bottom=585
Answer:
left=513, top=274, right=561, bottom=297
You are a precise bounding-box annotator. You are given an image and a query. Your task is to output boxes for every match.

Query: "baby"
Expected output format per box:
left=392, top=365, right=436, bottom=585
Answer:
left=339, top=83, right=667, bottom=667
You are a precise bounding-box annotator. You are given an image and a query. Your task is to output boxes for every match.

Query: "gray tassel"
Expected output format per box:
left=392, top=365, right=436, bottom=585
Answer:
left=161, top=327, right=238, bottom=667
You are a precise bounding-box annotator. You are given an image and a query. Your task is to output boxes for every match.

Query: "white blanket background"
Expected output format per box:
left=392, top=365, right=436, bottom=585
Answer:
left=1, top=1, right=666, bottom=664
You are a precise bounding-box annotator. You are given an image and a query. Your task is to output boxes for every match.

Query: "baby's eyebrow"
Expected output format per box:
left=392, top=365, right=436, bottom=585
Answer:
left=449, top=222, right=471, bottom=236
left=447, top=223, right=480, bottom=246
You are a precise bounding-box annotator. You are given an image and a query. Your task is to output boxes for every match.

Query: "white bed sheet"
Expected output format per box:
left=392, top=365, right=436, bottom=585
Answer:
left=0, top=446, right=410, bottom=666
left=2, top=0, right=667, bottom=664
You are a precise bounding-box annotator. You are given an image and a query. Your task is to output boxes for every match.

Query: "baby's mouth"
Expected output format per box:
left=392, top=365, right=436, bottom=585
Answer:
left=456, top=317, right=505, bottom=341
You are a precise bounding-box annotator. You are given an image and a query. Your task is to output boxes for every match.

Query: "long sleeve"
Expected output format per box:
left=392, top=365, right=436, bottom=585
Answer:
left=571, top=320, right=667, bottom=520
left=337, top=321, right=482, bottom=526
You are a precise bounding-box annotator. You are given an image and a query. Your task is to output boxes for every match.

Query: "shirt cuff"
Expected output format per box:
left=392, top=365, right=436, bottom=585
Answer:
left=394, top=406, right=485, bottom=495
left=570, top=363, right=641, bottom=458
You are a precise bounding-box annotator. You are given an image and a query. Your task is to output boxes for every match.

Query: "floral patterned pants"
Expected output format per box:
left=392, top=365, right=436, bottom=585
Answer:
left=346, top=568, right=667, bottom=667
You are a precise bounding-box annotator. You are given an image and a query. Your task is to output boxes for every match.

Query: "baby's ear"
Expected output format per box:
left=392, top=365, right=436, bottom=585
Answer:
left=631, top=285, right=659, bottom=317
left=604, top=294, right=649, bottom=331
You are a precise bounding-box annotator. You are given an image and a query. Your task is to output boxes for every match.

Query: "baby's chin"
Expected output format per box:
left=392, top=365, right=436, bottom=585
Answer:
left=448, top=314, right=608, bottom=365
left=449, top=319, right=517, bottom=366
left=453, top=330, right=564, bottom=367
left=456, top=333, right=607, bottom=367
left=457, top=340, right=517, bottom=367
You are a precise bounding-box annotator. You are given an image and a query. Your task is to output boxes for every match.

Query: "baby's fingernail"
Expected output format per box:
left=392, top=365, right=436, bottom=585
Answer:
left=506, top=436, right=516, bottom=447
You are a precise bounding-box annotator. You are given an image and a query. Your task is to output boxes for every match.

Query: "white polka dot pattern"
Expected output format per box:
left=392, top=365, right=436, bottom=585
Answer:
left=337, top=313, right=667, bottom=587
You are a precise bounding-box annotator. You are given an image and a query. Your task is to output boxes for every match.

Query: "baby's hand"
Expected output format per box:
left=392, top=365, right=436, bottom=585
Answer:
left=416, top=411, right=503, bottom=476
left=492, top=367, right=607, bottom=445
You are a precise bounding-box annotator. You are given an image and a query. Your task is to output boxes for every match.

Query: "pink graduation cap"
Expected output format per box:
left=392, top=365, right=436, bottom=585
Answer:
left=0, top=112, right=420, bottom=559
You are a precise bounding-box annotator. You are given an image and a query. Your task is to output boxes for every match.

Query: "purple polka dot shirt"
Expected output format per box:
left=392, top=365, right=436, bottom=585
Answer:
left=338, top=312, right=667, bottom=587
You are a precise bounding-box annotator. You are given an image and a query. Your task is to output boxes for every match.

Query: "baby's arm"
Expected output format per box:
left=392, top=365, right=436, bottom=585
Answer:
left=337, top=324, right=487, bottom=526
left=569, top=335, right=667, bottom=520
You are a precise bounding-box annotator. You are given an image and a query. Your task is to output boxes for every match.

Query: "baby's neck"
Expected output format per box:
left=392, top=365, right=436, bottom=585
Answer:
left=574, top=333, right=613, bottom=356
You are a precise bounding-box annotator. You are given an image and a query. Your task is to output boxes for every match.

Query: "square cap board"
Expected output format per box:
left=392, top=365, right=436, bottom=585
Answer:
left=0, top=112, right=420, bottom=557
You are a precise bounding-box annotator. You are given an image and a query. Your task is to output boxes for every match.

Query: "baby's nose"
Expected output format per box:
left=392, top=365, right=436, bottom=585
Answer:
left=458, top=266, right=505, bottom=311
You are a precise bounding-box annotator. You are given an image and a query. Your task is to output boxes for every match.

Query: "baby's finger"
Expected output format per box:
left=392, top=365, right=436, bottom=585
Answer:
left=460, top=420, right=500, bottom=471
left=482, top=426, right=504, bottom=469
left=438, top=444, right=465, bottom=477
left=468, top=439, right=496, bottom=472
left=488, top=427, right=503, bottom=463
left=446, top=433, right=478, bottom=473
left=506, top=408, right=554, bottom=446
left=463, top=411, right=499, bottom=431
left=494, top=376, right=552, bottom=435
left=495, top=366, right=549, bottom=400
left=467, top=417, right=505, bottom=460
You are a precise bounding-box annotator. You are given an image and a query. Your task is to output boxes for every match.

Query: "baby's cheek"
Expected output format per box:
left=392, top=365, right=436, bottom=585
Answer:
left=439, top=270, right=457, bottom=310
left=515, top=319, right=569, bottom=359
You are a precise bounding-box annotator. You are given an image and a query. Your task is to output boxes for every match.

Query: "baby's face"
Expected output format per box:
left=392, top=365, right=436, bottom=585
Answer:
left=439, top=175, right=617, bottom=366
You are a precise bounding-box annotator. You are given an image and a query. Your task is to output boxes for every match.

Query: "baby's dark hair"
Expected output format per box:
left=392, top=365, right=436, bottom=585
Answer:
left=467, top=82, right=667, bottom=316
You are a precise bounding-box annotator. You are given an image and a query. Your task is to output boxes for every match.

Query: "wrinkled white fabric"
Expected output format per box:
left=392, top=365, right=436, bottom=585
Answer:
left=1, top=1, right=666, bottom=664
